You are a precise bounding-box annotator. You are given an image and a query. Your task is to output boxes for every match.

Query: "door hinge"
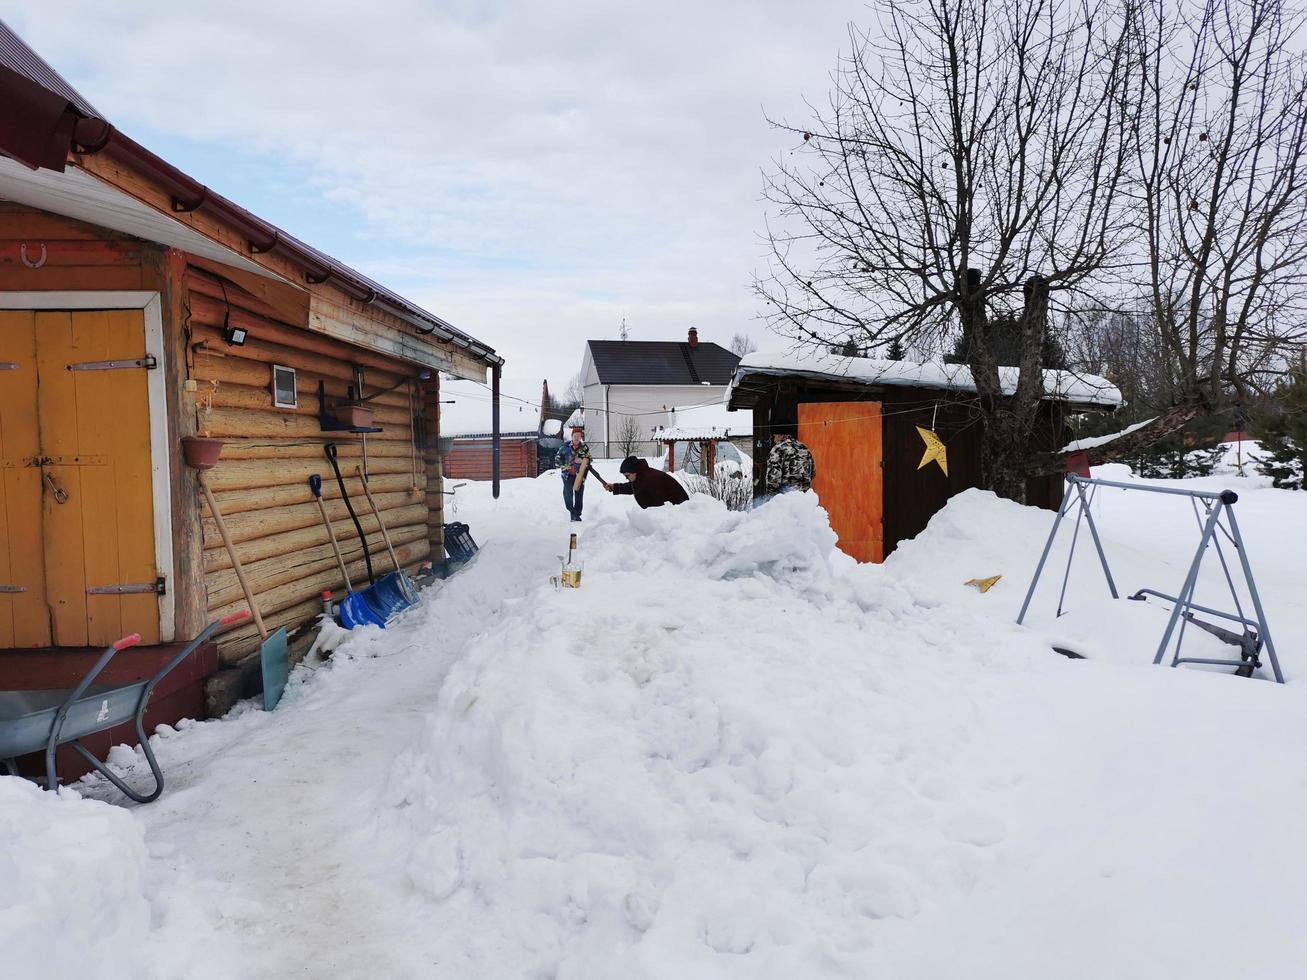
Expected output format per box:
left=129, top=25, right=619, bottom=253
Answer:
left=66, top=355, right=158, bottom=372
left=0, top=362, right=17, bottom=371
left=86, top=577, right=166, bottom=596
left=0, top=584, right=26, bottom=594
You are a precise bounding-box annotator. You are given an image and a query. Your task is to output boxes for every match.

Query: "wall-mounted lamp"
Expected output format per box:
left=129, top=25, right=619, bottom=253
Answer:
left=219, top=281, right=247, bottom=346
left=223, top=310, right=247, bottom=346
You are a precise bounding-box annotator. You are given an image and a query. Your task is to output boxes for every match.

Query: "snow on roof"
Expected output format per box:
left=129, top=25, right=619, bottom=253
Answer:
left=564, top=408, right=585, bottom=431
left=730, top=351, right=1122, bottom=408
left=653, top=402, right=752, bottom=441
left=1061, top=417, right=1156, bottom=453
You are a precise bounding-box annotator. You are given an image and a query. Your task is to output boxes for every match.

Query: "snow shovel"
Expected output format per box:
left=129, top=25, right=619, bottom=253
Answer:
left=354, top=465, right=419, bottom=614
left=198, top=471, right=289, bottom=710
left=308, top=474, right=354, bottom=592
left=308, top=472, right=412, bottom=630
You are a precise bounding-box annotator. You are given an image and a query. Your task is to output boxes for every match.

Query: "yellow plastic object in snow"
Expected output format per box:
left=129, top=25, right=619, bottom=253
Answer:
left=965, top=575, right=1002, bottom=594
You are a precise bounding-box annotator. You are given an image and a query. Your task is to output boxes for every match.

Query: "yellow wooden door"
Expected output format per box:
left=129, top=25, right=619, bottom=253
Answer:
left=0, top=312, right=49, bottom=646
left=0, top=309, right=158, bottom=648
left=798, top=401, right=884, bottom=563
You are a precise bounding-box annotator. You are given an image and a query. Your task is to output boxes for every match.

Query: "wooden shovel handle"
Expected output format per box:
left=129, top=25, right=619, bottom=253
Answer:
left=199, top=470, right=268, bottom=641
left=355, top=466, right=402, bottom=574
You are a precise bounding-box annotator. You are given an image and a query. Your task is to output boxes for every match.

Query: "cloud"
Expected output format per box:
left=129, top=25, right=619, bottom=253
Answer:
left=3, top=0, right=857, bottom=387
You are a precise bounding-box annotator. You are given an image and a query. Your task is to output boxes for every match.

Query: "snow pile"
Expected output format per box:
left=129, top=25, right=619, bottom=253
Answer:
left=49, top=466, right=1307, bottom=977
left=380, top=493, right=1059, bottom=976
left=0, top=778, right=231, bottom=979
left=0, top=779, right=153, bottom=977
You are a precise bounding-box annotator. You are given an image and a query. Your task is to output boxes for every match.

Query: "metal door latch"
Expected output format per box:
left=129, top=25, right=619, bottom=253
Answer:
left=44, top=471, right=69, bottom=504
left=85, top=577, right=167, bottom=596
left=65, top=355, right=158, bottom=372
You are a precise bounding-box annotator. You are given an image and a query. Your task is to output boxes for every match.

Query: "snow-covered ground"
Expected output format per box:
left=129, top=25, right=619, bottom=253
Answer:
left=4, top=462, right=1307, bottom=979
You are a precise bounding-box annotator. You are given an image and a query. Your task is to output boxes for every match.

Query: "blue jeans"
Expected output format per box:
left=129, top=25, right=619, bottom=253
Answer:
left=563, top=479, right=584, bottom=520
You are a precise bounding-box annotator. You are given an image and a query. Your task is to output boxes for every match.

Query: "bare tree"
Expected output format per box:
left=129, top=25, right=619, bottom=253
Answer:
left=729, top=333, right=759, bottom=357
left=1128, top=0, right=1307, bottom=411
left=614, top=415, right=644, bottom=457
left=559, top=371, right=585, bottom=412
left=757, top=0, right=1136, bottom=500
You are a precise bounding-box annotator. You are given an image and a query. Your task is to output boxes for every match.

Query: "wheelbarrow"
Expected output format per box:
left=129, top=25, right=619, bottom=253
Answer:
left=0, top=611, right=250, bottom=803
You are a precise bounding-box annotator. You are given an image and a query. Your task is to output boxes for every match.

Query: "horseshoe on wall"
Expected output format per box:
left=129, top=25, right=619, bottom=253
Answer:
left=20, top=243, right=48, bottom=269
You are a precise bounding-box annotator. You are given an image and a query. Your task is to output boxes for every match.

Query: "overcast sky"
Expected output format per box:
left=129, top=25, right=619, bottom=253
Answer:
left=4, top=1, right=862, bottom=431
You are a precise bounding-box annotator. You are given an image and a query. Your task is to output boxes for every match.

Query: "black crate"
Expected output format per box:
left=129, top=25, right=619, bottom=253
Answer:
left=443, top=522, right=479, bottom=563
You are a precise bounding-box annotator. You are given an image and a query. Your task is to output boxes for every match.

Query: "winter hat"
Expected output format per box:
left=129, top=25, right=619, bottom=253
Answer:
left=619, top=456, right=640, bottom=475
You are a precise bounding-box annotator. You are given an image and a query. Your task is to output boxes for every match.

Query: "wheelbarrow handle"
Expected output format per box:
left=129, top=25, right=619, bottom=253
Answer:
left=46, top=630, right=145, bottom=791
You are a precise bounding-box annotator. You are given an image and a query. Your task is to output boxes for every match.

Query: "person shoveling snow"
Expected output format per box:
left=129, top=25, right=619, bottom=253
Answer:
left=599, top=456, right=690, bottom=508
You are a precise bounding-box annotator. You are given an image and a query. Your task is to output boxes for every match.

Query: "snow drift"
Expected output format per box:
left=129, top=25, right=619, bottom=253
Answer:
left=380, top=493, right=1062, bottom=976
left=0, top=778, right=232, bottom=980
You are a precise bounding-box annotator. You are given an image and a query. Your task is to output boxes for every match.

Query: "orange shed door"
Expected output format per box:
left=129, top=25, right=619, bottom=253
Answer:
left=0, top=309, right=159, bottom=648
left=798, top=401, right=884, bottom=563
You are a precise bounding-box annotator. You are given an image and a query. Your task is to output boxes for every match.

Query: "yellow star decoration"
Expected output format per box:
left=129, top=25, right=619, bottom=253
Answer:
left=965, top=575, right=1003, bottom=594
left=915, top=426, right=948, bottom=476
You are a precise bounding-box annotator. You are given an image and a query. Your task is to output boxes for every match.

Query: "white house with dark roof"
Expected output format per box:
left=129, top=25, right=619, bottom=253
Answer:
left=577, top=328, right=743, bottom=457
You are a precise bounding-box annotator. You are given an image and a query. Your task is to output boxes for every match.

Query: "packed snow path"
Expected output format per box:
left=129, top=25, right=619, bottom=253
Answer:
left=7, top=468, right=1307, bottom=978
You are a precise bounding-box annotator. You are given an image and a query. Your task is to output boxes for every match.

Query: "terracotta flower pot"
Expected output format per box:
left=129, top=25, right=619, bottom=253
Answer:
left=336, top=403, right=374, bottom=428
left=182, top=436, right=224, bottom=470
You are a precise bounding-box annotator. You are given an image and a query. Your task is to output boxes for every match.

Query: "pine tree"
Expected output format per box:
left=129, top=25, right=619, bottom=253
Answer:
left=886, top=338, right=906, bottom=360
left=1253, top=370, right=1307, bottom=489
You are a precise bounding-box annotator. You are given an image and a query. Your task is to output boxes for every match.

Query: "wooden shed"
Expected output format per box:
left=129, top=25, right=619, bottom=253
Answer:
left=445, top=431, right=539, bottom=481
left=726, top=352, right=1120, bottom=563
left=0, top=25, right=503, bottom=748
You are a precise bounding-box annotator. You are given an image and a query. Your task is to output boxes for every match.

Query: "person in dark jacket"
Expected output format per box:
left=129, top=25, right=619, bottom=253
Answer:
left=600, top=456, right=689, bottom=508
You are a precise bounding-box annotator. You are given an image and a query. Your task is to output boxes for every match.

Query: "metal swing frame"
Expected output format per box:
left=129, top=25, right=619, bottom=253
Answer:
left=1017, top=474, right=1284, bottom=683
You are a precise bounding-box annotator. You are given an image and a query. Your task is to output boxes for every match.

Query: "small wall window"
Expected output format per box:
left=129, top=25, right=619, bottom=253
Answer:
left=272, top=365, right=298, bottom=409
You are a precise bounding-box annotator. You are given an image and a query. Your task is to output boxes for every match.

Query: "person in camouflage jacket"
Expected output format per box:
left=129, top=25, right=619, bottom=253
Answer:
left=765, top=433, right=815, bottom=494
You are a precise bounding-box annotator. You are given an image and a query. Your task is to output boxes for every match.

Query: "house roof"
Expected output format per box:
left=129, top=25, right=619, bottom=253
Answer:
left=588, top=340, right=739, bottom=386
left=728, top=351, right=1122, bottom=410
left=0, top=18, right=500, bottom=369
left=0, top=20, right=100, bottom=116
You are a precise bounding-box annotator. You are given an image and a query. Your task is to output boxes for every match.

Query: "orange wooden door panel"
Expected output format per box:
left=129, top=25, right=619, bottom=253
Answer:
left=0, top=311, right=50, bottom=647
left=799, top=401, right=884, bottom=563
left=35, top=310, right=158, bottom=646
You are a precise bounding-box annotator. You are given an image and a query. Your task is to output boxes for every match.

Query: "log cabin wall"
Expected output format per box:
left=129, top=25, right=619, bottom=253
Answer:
left=182, top=263, right=435, bottom=664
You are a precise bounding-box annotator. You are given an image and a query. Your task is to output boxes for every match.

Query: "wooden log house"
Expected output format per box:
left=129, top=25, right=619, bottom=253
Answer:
left=0, top=25, right=503, bottom=746
left=727, top=352, right=1120, bottom=563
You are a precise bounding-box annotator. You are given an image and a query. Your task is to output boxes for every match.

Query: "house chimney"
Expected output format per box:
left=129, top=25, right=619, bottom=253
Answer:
left=687, top=327, right=699, bottom=348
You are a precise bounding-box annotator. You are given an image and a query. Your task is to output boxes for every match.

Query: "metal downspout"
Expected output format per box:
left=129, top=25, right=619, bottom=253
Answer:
left=604, top=384, right=611, bottom=457
left=492, top=362, right=501, bottom=499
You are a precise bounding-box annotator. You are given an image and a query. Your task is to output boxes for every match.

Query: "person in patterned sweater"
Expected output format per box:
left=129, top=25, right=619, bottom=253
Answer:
left=764, top=432, right=815, bottom=495
left=554, top=425, right=594, bottom=522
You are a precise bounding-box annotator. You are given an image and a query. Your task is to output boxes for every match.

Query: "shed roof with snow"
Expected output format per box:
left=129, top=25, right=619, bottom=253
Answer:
left=727, top=351, right=1122, bottom=410
left=654, top=403, right=752, bottom=442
